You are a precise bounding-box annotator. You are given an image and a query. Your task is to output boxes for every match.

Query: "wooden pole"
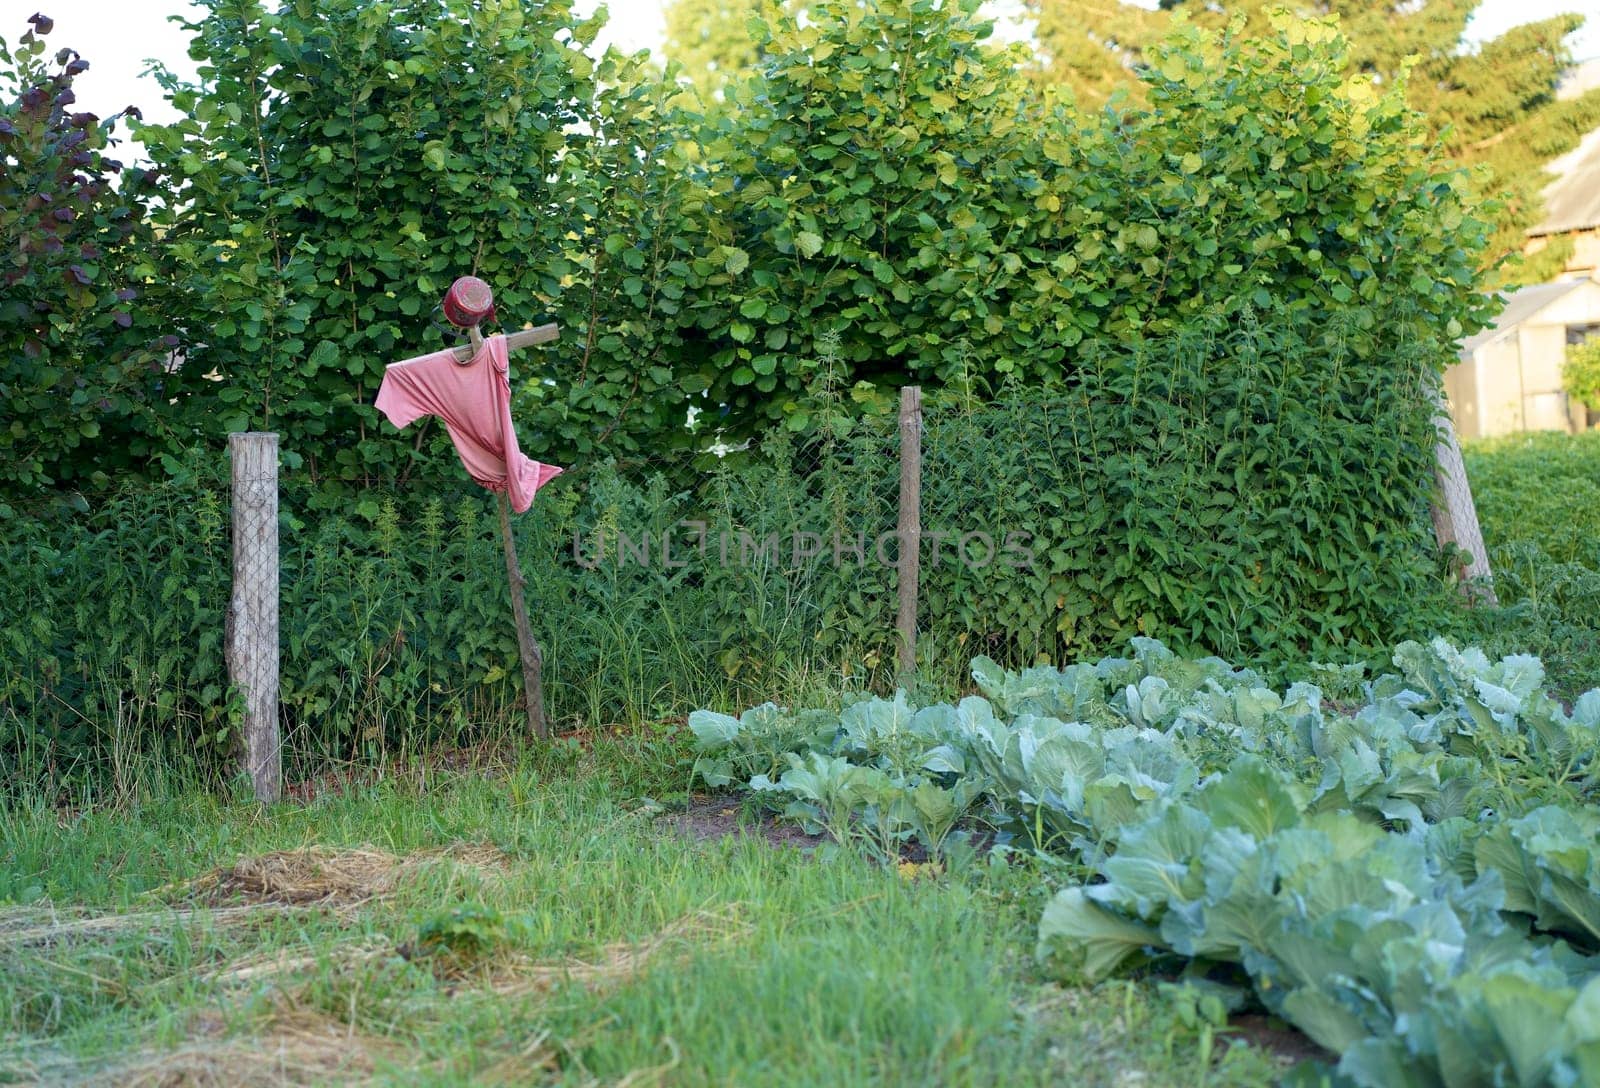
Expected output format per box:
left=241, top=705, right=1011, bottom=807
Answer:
left=465, top=322, right=551, bottom=739
left=227, top=432, right=281, bottom=802
left=1429, top=387, right=1496, bottom=604
left=896, top=386, right=923, bottom=677
left=497, top=492, right=550, bottom=739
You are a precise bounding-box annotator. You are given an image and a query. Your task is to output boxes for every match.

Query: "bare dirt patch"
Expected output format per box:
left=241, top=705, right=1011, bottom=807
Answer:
left=1226, top=1013, right=1330, bottom=1066
left=660, top=794, right=990, bottom=865
left=662, top=794, right=826, bottom=851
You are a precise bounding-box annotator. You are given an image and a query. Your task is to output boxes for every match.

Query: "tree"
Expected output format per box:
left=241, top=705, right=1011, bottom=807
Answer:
left=662, top=0, right=774, bottom=97
left=668, top=1, right=1493, bottom=442
left=0, top=13, right=176, bottom=504
left=683, top=0, right=1045, bottom=430
left=1026, top=0, right=1600, bottom=283
left=1026, top=0, right=1164, bottom=106
left=138, top=0, right=701, bottom=494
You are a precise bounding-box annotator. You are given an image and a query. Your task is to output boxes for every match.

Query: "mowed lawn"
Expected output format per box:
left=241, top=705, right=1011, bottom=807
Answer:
left=0, top=735, right=1294, bottom=1087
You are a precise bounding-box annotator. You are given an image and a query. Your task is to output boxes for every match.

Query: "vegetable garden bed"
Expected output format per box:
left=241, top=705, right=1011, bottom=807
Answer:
left=691, top=637, right=1600, bottom=1086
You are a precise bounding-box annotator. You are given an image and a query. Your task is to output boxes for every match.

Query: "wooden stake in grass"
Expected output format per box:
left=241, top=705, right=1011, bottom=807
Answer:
left=227, top=432, right=282, bottom=802
left=497, top=476, right=548, bottom=740
left=1429, top=388, right=1496, bottom=604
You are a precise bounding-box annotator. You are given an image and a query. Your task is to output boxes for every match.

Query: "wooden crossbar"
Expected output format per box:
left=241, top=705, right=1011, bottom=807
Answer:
left=385, top=322, right=560, bottom=368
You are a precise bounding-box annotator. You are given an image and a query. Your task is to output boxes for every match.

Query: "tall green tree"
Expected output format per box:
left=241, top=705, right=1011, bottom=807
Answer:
left=683, top=0, right=1044, bottom=427
left=1027, top=0, right=1600, bottom=283
left=671, top=0, right=1492, bottom=442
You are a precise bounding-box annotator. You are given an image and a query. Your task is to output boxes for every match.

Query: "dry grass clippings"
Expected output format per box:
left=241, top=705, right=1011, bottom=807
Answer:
left=0, top=904, right=295, bottom=950
left=167, top=843, right=512, bottom=908
left=77, top=1009, right=402, bottom=1087
left=488, top=906, right=752, bottom=998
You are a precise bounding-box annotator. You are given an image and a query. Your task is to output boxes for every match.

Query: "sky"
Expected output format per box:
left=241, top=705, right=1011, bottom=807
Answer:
left=16, top=0, right=1600, bottom=149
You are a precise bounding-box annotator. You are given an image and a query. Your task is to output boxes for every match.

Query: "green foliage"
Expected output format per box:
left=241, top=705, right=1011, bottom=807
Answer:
left=414, top=903, right=508, bottom=963
left=1, top=1, right=1510, bottom=800
left=681, top=3, right=1491, bottom=443
left=688, top=703, right=839, bottom=788
left=685, top=0, right=1039, bottom=424
left=1026, top=0, right=1600, bottom=285
left=914, top=312, right=1459, bottom=666
left=1565, top=339, right=1600, bottom=414
left=0, top=14, right=176, bottom=502
left=5, top=303, right=1478, bottom=789
left=695, top=635, right=1600, bottom=1086
left=1467, top=432, right=1600, bottom=569
left=6, top=0, right=1495, bottom=531
left=136, top=0, right=697, bottom=490
left=0, top=444, right=897, bottom=789
left=1458, top=432, right=1600, bottom=695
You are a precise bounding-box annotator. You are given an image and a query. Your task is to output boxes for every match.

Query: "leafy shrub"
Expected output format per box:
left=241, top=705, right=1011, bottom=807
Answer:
left=1565, top=338, right=1600, bottom=414
left=0, top=442, right=895, bottom=790
left=914, top=309, right=1457, bottom=666
left=681, top=2, right=1493, bottom=442
left=4, top=306, right=1476, bottom=789
left=137, top=0, right=704, bottom=491
left=61, top=0, right=1491, bottom=491
left=0, top=14, right=177, bottom=503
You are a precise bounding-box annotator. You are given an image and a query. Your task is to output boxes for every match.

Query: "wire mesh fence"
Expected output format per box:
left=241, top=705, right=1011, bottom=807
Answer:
left=569, top=358, right=1479, bottom=687
left=571, top=406, right=908, bottom=688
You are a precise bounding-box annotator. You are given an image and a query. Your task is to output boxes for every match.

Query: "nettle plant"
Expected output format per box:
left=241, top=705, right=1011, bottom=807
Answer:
left=0, top=13, right=174, bottom=503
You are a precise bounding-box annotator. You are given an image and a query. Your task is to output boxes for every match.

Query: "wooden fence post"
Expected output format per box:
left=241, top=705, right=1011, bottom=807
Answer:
left=896, top=386, right=923, bottom=677
left=228, top=432, right=281, bottom=802
left=1428, top=390, right=1496, bottom=604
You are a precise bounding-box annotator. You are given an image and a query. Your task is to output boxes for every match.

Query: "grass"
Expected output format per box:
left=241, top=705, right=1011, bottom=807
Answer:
left=1451, top=431, right=1600, bottom=696
left=0, top=733, right=1296, bottom=1087
left=1464, top=431, right=1600, bottom=569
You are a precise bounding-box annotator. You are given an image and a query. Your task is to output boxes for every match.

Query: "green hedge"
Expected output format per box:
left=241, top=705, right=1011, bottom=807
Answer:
left=1458, top=432, right=1600, bottom=694
left=916, top=314, right=1456, bottom=663
left=5, top=310, right=1467, bottom=787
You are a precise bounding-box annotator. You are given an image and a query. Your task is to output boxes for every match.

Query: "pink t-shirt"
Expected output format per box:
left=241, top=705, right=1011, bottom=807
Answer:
left=374, top=334, right=563, bottom=513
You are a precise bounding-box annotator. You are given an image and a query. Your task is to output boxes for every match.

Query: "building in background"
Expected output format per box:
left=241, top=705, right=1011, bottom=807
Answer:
left=1447, top=276, right=1600, bottom=439
left=1521, top=59, right=1600, bottom=279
